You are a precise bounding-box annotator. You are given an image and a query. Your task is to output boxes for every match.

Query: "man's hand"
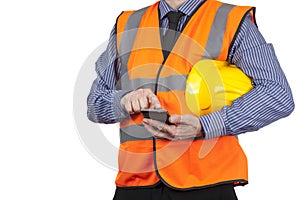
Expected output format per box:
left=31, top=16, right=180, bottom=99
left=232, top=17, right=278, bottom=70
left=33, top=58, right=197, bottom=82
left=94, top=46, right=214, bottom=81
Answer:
left=142, top=114, right=204, bottom=140
left=120, top=88, right=162, bottom=114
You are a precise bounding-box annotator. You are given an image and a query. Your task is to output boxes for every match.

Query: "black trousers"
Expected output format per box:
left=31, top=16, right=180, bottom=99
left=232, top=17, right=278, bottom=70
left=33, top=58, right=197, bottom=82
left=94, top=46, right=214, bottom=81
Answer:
left=113, top=182, right=238, bottom=200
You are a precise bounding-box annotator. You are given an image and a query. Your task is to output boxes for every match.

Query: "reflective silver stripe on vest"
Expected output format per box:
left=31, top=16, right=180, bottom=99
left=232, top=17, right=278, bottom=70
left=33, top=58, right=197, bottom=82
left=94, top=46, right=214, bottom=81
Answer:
left=117, top=7, right=149, bottom=90
left=203, top=4, right=235, bottom=59
left=118, top=3, right=235, bottom=65
left=120, top=125, right=153, bottom=143
left=120, top=75, right=187, bottom=91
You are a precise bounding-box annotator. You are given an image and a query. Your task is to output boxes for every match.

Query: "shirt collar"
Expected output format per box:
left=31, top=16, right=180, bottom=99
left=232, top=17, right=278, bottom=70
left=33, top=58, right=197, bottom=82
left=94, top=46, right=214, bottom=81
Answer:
left=159, top=0, right=206, bottom=20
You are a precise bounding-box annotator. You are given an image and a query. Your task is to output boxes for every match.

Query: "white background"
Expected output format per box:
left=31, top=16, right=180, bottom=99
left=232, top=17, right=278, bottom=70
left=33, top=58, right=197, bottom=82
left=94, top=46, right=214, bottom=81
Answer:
left=0, top=0, right=299, bottom=199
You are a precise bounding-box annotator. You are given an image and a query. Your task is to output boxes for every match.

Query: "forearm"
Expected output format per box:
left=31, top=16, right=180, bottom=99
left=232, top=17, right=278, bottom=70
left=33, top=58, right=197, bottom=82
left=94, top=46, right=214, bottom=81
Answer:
left=223, top=43, right=294, bottom=135
left=224, top=79, right=293, bottom=135
left=87, top=78, right=130, bottom=123
left=201, top=78, right=294, bottom=139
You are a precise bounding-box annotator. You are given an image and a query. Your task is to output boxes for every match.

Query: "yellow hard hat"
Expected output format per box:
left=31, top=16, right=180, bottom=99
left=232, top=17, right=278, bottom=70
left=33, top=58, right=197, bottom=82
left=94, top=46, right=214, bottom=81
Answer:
left=185, top=60, right=253, bottom=116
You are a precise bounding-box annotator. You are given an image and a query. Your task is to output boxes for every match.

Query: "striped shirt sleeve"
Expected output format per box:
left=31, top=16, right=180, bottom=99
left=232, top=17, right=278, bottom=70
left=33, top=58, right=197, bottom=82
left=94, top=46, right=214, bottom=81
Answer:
left=199, top=15, right=295, bottom=139
left=87, top=25, right=130, bottom=123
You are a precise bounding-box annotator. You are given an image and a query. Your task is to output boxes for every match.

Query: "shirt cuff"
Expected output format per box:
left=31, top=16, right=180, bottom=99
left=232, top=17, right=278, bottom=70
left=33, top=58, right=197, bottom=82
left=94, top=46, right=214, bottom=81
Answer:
left=112, top=90, right=131, bottom=121
left=199, top=111, right=227, bottom=139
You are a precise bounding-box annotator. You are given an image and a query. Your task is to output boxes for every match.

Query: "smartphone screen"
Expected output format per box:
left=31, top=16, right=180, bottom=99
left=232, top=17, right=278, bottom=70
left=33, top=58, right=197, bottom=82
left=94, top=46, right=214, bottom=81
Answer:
left=140, top=109, right=172, bottom=124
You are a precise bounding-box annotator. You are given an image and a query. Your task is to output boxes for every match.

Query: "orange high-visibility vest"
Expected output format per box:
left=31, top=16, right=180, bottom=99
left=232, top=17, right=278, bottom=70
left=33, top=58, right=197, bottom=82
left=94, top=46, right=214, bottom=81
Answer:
left=115, top=0, right=256, bottom=189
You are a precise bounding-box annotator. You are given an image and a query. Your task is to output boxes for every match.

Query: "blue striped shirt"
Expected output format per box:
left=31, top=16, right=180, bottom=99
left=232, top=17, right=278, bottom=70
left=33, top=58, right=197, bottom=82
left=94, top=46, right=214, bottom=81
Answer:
left=87, top=0, right=294, bottom=139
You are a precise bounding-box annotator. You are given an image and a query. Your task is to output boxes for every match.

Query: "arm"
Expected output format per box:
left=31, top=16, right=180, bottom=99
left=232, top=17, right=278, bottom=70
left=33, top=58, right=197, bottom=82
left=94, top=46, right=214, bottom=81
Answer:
left=199, top=15, right=295, bottom=139
left=87, top=25, right=130, bottom=123
left=87, top=25, right=162, bottom=123
left=138, top=15, right=295, bottom=141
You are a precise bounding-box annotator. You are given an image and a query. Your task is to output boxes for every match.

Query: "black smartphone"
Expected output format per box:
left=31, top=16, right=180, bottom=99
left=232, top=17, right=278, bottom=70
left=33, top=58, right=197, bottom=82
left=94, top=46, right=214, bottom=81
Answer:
left=140, top=109, right=173, bottom=125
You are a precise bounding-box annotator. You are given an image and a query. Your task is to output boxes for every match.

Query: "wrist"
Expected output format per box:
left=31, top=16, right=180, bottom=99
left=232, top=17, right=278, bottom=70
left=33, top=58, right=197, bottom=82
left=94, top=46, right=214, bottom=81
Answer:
left=199, top=111, right=226, bottom=139
left=112, top=90, right=131, bottom=120
left=196, top=119, right=205, bottom=138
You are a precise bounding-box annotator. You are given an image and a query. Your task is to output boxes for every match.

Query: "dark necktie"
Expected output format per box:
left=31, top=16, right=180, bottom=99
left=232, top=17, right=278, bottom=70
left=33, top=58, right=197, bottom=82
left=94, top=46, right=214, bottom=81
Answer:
left=162, top=11, right=185, bottom=59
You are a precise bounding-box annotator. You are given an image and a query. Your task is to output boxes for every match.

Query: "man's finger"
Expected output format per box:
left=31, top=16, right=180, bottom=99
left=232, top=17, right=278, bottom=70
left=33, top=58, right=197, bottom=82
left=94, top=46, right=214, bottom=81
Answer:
left=143, top=123, right=173, bottom=140
left=131, top=98, right=141, bottom=113
left=143, top=118, right=164, bottom=129
left=139, top=95, right=149, bottom=109
left=148, top=94, right=161, bottom=109
left=123, top=99, right=133, bottom=114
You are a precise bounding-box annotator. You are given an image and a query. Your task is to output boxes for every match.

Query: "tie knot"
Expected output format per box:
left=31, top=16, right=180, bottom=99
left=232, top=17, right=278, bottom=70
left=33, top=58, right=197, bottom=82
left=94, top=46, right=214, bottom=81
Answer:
left=166, top=11, right=185, bottom=30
